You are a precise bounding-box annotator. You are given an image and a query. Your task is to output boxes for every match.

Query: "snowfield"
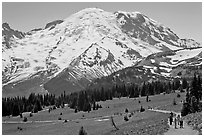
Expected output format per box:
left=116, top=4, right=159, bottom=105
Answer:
left=168, top=48, right=201, bottom=64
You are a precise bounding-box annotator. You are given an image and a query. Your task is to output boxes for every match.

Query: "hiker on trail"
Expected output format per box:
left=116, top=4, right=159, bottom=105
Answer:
left=169, top=112, right=173, bottom=125
left=174, top=117, right=177, bottom=129
left=177, top=115, right=181, bottom=126
left=170, top=112, right=173, bottom=117
left=180, top=117, right=184, bottom=128
left=169, top=115, right=173, bottom=125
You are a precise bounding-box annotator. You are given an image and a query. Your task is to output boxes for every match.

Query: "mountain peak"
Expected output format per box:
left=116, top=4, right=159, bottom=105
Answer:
left=77, top=7, right=105, bottom=13
left=65, top=7, right=112, bottom=21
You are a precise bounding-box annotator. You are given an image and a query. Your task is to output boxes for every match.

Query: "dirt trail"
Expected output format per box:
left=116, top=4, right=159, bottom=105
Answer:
left=2, top=114, right=113, bottom=124
left=149, top=109, right=199, bottom=135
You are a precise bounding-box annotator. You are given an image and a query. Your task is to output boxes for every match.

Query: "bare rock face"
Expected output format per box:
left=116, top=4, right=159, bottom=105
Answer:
left=45, top=20, right=64, bottom=29
left=2, top=23, right=25, bottom=49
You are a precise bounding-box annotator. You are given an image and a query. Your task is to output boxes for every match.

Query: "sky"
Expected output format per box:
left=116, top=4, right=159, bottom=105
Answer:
left=2, top=2, right=202, bottom=43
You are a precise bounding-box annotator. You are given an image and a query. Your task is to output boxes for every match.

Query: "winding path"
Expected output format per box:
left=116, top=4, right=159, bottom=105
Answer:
left=149, top=109, right=199, bottom=135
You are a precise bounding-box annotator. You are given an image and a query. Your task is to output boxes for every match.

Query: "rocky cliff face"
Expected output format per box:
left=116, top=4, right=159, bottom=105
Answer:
left=2, top=23, right=25, bottom=49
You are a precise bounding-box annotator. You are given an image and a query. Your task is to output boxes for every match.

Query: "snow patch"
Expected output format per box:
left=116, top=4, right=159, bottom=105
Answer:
left=150, top=59, right=155, bottom=63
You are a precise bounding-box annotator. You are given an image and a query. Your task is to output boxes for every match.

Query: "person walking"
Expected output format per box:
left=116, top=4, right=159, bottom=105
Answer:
left=169, top=112, right=173, bottom=125
left=170, top=112, right=173, bottom=117
left=174, top=117, right=177, bottom=129
left=169, top=115, right=173, bottom=125
left=180, top=117, right=184, bottom=128
left=177, top=115, right=181, bottom=126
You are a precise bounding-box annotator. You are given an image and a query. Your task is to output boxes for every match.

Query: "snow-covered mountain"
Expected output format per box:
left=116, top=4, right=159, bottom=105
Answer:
left=2, top=8, right=202, bottom=97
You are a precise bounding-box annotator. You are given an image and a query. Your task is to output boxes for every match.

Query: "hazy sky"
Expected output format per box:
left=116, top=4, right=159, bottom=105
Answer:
left=2, top=2, right=202, bottom=43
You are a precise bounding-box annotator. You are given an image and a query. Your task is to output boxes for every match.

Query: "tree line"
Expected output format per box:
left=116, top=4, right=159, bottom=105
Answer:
left=2, top=76, right=195, bottom=117
left=181, top=74, right=202, bottom=116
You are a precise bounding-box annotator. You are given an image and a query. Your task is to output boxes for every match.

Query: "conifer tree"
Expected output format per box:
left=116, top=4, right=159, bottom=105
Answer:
left=12, top=104, right=20, bottom=116
left=182, top=78, right=188, bottom=89
left=191, top=74, right=199, bottom=101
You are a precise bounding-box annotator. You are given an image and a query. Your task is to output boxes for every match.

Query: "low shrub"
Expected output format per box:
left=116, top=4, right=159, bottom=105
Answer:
left=124, top=115, right=129, bottom=121
left=17, top=126, right=23, bottom=130
left=23, top=117, right=27, bottom=122
left=140, top=106, right=145, bottom=112
left=177, top=93, right=181, bottom=98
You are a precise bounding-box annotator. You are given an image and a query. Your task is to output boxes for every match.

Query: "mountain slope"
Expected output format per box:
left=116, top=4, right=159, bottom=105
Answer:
left=138, top=47, right=202, bottom=77
left=88, top=47, right=202, bottom=90
left=115, top=11, right=201, bottom=50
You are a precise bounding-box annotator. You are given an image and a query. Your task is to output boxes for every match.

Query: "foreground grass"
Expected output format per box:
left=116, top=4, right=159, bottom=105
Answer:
left=156, top=93, right=185, bottom=113
left=106, top=110, right=169, bottom=135
left=184, top=112, right=202, bottom=135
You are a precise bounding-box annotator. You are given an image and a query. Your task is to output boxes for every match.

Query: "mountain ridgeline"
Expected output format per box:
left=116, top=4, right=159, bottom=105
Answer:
left=2, top=8, right=202, bottom=97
